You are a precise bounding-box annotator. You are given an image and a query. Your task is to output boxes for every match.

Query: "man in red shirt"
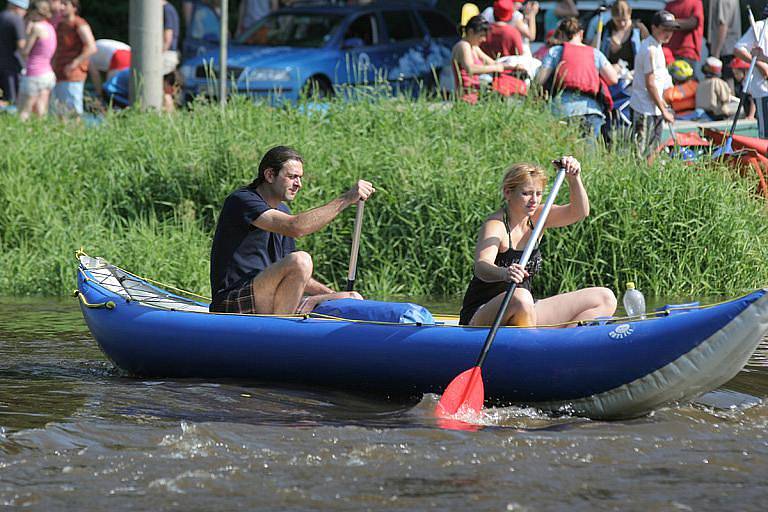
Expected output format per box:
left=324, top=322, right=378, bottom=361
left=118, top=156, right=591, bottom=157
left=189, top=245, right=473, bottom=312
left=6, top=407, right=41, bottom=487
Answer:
left=480, top=0, right=523, bottom=58
left=664, top=0, right=703, bottom=66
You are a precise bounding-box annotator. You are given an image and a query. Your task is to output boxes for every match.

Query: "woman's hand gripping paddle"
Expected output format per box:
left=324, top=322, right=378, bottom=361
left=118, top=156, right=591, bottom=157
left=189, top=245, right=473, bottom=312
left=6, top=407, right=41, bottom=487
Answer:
left=346, top=201, right=365, bottom=292
left=436, top=166, right=568, bottom=420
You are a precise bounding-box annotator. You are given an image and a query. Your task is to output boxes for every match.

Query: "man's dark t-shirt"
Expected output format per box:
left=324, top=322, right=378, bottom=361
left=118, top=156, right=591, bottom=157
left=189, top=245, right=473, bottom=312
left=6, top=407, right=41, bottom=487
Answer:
left=163, top=3, right=180, bottom=51
left=210, top=186, right=296, bottom=306
left=0, top=10, right=25, bottom=71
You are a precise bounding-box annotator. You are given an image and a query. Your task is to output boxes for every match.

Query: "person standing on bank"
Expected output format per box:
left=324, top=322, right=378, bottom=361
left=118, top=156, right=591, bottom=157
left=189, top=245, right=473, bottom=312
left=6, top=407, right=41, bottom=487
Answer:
left=459, top=156, right=616, bottom=327
left=630, top=10, right=678, bottom=159
left=210, top=146, right=375, bottom=315
left=18, top=0, right=57, bottom=121
left=0, top=0, right=27, bottom=106
left=50, top=0, right=95, bottom=117
left=734, top=7, right=768, bottom=140
left=707, top=0, right=740, bottom=92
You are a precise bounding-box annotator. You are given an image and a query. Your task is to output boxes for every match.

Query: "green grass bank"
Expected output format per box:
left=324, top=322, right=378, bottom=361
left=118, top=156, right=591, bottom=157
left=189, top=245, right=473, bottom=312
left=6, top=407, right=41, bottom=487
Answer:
left=2, top=97, right=768, bottom=301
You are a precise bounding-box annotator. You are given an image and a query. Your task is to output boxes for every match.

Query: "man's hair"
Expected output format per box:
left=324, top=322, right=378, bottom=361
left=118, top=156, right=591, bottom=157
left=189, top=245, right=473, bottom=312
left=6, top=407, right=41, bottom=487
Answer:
left=253, top=146, right=304, bottom=186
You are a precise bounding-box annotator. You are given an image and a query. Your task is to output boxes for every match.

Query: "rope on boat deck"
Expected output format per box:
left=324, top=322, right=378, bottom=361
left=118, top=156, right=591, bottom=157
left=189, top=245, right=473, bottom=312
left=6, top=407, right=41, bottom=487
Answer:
left=73, top=249, right=759, bottom=328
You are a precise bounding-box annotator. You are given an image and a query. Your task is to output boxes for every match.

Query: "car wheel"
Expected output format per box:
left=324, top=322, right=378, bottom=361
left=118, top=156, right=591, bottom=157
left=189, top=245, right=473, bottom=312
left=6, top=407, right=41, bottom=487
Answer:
left=302, top=76, right=333, bottom=100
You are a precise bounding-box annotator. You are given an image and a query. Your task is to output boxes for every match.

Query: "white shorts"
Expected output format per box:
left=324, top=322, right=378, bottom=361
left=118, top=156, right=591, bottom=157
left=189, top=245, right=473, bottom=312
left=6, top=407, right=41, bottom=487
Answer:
left=19, top=71, right=56, bottom=96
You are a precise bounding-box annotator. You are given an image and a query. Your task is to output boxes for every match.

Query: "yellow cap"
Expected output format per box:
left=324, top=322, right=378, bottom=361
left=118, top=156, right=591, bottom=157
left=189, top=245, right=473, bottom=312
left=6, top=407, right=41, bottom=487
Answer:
left=626, top=282, right=635, bottom=289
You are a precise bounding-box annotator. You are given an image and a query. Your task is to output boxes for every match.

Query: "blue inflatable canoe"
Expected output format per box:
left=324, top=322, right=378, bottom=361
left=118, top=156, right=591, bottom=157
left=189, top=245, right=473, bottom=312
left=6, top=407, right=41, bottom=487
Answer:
left=76, top=254, right=768, bottom=420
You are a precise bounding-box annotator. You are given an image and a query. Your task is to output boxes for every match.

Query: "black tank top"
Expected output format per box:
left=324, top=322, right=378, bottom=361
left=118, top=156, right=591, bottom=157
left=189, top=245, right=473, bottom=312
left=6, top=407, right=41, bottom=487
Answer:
left=459, top=214, right=542, bottom=325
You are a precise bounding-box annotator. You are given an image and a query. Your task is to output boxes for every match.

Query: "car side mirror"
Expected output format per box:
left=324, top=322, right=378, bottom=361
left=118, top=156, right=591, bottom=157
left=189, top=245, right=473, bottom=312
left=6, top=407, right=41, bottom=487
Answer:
left=342, top=37, right=365, bottom=49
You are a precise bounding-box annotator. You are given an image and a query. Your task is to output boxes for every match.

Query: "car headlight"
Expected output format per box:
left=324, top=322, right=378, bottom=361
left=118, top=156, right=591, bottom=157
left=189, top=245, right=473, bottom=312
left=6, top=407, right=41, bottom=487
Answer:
left=244, top=68, right=292, bottom=82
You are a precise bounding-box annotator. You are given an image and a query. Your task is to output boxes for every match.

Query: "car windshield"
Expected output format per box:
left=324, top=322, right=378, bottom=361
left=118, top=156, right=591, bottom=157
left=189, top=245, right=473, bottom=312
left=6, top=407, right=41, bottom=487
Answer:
left=236, top=13, right=344, bottom=48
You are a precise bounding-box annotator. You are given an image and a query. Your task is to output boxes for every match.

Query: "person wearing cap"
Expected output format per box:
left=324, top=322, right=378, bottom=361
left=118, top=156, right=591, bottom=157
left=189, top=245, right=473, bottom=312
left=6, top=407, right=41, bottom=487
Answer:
left=707, top=0, right=741, bottom=92
left=51, top=0, right=96, bottom=117
left=695, top=56, right=736, bottom=120
left=663, top=0, right=703, bottom=67
left=734, top=6, right=768, bottom=138
left=481, top=0, right=524, bottom=58
left=663, top=59, right=697, bottom=116
left=0, top=0, right=28, bottom=106
left=728, top=57, right=755, bottom=119
left=629, top=10, right=678, bottom=160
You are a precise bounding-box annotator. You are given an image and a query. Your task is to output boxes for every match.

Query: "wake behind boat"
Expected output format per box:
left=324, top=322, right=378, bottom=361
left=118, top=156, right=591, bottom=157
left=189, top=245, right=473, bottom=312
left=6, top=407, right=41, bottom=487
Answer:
left=75, top=253, right=768, bottom=420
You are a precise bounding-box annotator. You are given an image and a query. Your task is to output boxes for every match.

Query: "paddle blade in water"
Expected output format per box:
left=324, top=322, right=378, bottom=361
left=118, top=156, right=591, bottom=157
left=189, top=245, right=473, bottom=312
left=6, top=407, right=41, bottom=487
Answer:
left=435, top=366, right=484, bottom=418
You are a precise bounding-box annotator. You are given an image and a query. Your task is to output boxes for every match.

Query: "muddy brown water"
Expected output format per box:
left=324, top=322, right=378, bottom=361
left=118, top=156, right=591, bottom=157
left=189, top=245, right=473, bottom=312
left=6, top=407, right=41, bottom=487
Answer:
left=1, top=296, right=767, bottom=511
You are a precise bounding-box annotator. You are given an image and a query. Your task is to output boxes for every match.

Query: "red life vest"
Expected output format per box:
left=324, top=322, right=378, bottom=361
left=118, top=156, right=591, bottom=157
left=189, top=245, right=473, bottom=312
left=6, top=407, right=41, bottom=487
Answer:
left=552, top=42, right=614, bottom=110
left=555, top=43, right=600, bottom=95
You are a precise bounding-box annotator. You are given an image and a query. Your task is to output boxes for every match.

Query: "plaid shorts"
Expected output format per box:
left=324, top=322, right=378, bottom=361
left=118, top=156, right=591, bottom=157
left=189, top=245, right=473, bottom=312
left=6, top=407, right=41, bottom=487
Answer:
left=210, top=279, right=256, bottom=314
left=210, top=279, right=311, bottom=314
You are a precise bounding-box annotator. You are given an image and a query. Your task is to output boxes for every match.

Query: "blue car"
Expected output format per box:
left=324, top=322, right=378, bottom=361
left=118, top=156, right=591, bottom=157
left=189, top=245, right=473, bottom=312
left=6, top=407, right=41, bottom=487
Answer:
left=179, top=1, right=459, bottom=103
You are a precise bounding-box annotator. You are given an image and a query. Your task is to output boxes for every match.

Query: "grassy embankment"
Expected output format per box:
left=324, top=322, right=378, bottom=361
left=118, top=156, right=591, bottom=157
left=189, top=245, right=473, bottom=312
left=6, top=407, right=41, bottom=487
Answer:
left=2, top=96, right=768, bottom=301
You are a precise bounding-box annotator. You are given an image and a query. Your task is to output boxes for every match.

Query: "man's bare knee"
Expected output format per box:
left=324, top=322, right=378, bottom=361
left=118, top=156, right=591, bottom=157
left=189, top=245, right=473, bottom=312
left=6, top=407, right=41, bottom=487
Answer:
left=285, top=251, right=313, bottom=277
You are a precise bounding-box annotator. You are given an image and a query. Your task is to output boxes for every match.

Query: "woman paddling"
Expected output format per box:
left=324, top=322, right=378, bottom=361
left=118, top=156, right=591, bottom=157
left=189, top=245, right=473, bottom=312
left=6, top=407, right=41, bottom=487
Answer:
left=459, top=156, right=616, bottom=327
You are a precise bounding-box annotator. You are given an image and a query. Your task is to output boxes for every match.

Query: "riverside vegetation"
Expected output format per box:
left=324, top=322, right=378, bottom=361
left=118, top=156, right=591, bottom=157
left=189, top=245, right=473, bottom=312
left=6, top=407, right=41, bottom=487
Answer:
left=2, top=96, right=768, bottom=302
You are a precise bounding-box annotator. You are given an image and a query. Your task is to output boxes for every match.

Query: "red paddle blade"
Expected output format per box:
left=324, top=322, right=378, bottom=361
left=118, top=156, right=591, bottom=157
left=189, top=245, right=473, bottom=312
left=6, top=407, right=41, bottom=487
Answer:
left=435, top=366, right=484, bottom=418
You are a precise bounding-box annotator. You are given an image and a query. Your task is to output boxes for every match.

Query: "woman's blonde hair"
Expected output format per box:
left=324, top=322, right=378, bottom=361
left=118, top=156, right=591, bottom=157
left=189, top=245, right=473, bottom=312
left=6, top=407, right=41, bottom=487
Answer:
left=501, top=163, right=548, bottom=197
left=27, top=0, right=53, bottom=21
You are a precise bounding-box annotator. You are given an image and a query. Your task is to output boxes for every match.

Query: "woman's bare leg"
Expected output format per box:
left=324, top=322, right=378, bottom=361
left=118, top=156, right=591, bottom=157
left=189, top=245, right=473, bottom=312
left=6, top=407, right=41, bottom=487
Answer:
left=469, top=288, right=536, bottom=327
left=35, top=89, right=52, bottom=117
left=534, top=287, right=617, bottom=327
left=18, top=93, right=36, bottom=121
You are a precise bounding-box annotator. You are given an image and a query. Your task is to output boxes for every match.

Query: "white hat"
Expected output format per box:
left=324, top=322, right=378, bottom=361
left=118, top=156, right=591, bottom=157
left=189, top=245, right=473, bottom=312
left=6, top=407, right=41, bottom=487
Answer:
left=8, top=0, right=30, bottom=9
left=705, top=56, right=723, bottom=75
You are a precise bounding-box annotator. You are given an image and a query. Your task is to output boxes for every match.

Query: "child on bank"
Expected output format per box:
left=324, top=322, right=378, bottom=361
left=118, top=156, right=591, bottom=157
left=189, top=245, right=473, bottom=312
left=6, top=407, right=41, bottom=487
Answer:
left=629, top=10, right=677, bottom=159
left=695, top=57, right=736, bottom=120
left=663, top=59, right=697, bottom=118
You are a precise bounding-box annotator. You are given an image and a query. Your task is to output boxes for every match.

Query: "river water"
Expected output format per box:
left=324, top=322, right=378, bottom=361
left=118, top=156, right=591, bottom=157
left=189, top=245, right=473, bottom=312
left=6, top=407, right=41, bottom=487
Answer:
left=1, top=296, right=767, bottom=511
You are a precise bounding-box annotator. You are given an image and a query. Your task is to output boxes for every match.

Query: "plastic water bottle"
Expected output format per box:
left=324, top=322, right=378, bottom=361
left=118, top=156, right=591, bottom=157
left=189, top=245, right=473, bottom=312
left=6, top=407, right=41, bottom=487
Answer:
left=623, top=282, right=646, bottom=319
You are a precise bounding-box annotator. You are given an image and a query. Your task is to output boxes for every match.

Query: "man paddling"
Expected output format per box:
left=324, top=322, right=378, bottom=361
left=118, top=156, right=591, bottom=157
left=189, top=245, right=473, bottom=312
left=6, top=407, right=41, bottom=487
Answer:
left=209, top=146, right=375, bottom=315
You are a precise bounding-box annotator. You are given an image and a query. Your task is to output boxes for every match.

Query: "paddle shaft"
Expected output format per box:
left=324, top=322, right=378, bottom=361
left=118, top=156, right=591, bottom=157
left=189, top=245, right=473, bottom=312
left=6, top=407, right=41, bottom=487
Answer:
left=595, top=7, right=606, bottom=52
left=473, top=168, right=567, bottom=369
left=726, top=12, right=768, bottom=140
left=346, top=201, right=365, bottom=292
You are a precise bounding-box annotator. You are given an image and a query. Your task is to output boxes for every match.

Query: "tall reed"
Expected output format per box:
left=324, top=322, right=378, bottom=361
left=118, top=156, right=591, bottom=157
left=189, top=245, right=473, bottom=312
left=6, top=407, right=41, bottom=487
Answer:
left=1, top=96, right=767, bottom=302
